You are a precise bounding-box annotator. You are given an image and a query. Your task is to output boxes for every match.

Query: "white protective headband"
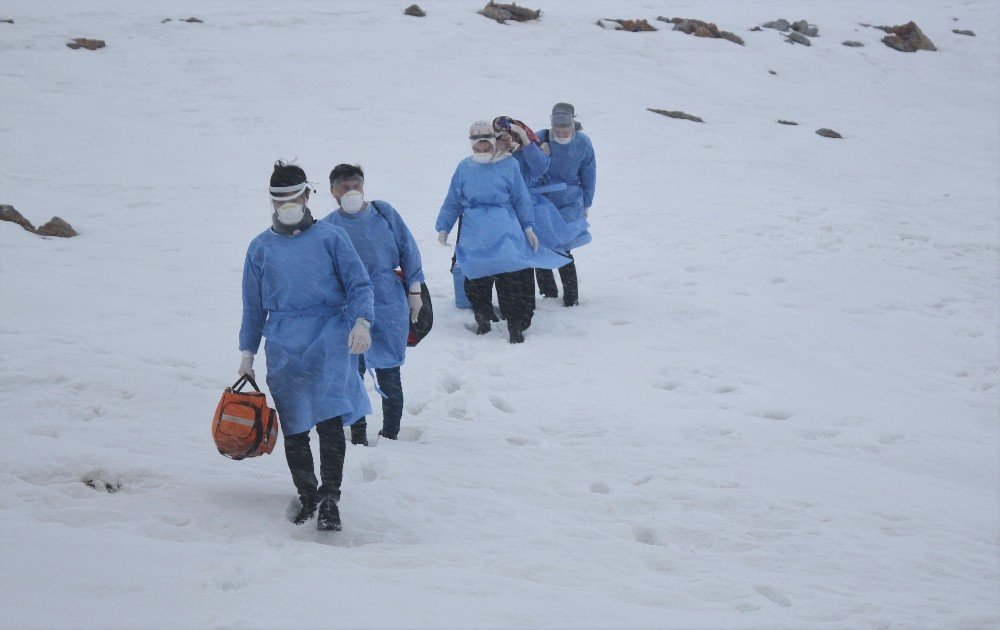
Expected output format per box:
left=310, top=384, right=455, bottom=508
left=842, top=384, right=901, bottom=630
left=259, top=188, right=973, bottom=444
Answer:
left=269, top=181, right=310, bottom=201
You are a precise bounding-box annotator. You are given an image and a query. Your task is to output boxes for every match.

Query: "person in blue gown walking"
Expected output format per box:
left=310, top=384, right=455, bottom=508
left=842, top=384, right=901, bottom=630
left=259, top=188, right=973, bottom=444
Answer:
left=533, top=102, right=596, bottom=307
left=436, top=121, right=570, bottom=343
left=239, top=161, right=375, bottom=531
left=323, top=163, right=425, bottom=446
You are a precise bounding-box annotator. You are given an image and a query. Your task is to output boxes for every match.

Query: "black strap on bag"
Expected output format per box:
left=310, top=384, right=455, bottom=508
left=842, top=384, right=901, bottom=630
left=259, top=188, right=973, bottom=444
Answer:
left=231, top=374, right=262, bottom=393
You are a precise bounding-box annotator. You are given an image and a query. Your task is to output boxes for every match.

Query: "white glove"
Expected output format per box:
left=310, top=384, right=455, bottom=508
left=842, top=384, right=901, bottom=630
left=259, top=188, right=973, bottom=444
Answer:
left=540, top=142, right=551, bottom=156
left=408, top=292, right=423, bottom=323
left=509, top=123, right=530, bottom=147
left=584, top=206, right=590, bottom=219
left=238, top=351, right=255, bottom=380
left=524, top=227, right=539, bottom=251
left=348, top=318, right=372, bottom=354
left=438, top=230, right=449, bottom=246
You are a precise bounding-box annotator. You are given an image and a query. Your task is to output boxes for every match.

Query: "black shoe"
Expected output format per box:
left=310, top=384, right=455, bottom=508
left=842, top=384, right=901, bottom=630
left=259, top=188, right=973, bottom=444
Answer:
left=540, top=290, right=558, bottom=298
left=563, top=298, right=579, bottom=307
left=476, top=322, right=491, bottom=335
left=292, top=499, right=317, bottom=525
left=317, top=497, right=341, bottom=531
left=378, top=430, right=398, bottom=440
left=508, top=327, right=525, bottom=344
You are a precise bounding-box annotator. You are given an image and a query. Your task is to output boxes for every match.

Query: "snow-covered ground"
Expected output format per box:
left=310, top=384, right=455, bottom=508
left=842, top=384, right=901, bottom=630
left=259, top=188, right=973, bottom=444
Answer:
left=1, top=1, right=997, bottom=628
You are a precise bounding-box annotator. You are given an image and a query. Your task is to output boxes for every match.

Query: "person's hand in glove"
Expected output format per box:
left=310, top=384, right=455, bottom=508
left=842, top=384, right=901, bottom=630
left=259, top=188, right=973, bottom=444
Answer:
left=438, top=230, right=449, bottom=246
left=407, top=282, right=423, bottom=323
left=509, top=122, right=530, bottom=148
left=524, top=227, right=539, bottom=251
left=584, top=206, right=590, bottom=219
left=348, top=318, right=372, bottom=354
left=238, top=351, right=255, bottom=380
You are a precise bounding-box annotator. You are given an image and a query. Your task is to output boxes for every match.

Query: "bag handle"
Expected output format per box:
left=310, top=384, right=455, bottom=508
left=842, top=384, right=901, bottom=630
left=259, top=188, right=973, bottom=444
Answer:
left=231, top=374, right=262, bottom=393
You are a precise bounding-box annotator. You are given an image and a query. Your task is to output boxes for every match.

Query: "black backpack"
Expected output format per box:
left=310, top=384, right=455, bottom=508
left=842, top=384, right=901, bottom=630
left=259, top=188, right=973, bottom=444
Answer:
left=370, top=200, right=433, bottom=347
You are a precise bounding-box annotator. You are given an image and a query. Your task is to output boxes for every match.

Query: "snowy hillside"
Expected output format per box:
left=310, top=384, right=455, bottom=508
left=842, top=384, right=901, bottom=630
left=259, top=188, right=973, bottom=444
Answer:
left=1, top=1, right=997, bottom=628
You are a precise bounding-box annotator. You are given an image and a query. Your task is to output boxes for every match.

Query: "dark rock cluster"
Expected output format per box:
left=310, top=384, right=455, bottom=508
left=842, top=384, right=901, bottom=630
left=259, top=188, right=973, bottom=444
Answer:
left=0, top=205, right=78, bottom=238
left=597, top=19, right=656, bottom=32
left=405, top=4, right=426, bottom=17
left=879, top=21, right=936, bottom=52
left=658, top=16, right=744, bottom=45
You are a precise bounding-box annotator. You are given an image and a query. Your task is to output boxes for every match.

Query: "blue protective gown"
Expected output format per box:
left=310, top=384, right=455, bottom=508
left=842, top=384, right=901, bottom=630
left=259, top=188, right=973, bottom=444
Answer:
left=535, top=130, right=596, bottom=250
left=240, top=220, right=375, bottom=435
left=435, top=156, right=569, bottom=280
left=322, top=201, right=424, bottom=370
left=512, top=143, right=579, bottom=253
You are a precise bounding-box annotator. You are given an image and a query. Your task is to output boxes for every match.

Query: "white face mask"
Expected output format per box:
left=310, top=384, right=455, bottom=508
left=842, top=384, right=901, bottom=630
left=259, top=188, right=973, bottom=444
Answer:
left=471, top=152, right=493, bottom=163
left=339, top=190, right=365, bottom=214
left=275, top=202, right=305, bottom=225
left=553, top=134, right=572, bottom=145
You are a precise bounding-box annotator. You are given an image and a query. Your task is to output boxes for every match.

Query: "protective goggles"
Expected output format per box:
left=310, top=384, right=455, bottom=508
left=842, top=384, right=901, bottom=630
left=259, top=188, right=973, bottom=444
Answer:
left=330, top=174, right=364, bottom=186
left=269, top=181, right=310, bottom=201
left=550, top=112, right=574, bottom=128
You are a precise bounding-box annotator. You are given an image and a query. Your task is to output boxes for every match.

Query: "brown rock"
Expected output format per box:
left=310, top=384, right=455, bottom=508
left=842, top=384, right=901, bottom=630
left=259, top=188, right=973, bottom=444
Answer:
left=182, top=17, right=204, bottom=23
left=657, top=16, right=743, bottom=45
left=777, top=120, right=798, bottom=125
left=67, top=38, right=105, bottom=50
left=952, top=29, right=975, bottom=36
left=405, top=4, right=426, bottom=17
left=161, top=18, right=172, bottom=23
left=842, top=40, right=864, bottom=47
left=750, top=26, right=763, bottom=32
left=599, top=18, right=657, bottom=32
left=648, top=108, right=704, bottom=123
left=480, top=2, right=539, bottom=24
left=816, top=128, right=843, bottom=139
left=35, top=217, right=78, bottom=238
left=0, top=205, right=35, bottom=232
left=880, top=21, right=936, bottom=52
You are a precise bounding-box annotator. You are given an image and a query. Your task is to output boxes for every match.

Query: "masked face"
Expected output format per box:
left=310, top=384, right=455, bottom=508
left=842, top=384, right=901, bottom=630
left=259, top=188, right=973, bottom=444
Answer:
left=274, top=201, right=305, bottom=225
left=339, top=190, right=364, bottom=214
left=471, top=138, right=495, bottom=163
left=552, top=126, right=574, bottom=145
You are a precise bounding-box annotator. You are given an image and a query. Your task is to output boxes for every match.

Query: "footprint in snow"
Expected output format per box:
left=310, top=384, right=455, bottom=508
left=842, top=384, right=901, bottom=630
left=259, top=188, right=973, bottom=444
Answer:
left=632, top=525, right=660, bottom=546
left=756, top=410, right=792, bottom=421
left=590, top=482, right=611, bottom=494
left=753, top=584, right=792, bottom=607
left=440, top=376, right=461, bottom=394
left=490, top=395, right=514, bottom=413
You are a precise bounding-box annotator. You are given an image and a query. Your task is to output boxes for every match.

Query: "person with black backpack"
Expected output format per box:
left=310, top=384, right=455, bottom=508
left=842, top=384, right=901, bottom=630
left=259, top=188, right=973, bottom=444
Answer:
left=533, top=102, right=596, bottom=307
left=322, top=164, right=426, bottom=445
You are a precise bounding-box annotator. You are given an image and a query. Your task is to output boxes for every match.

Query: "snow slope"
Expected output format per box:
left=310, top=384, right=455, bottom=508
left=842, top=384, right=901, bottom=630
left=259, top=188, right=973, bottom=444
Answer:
left=1, top=1, right=997, bottom=628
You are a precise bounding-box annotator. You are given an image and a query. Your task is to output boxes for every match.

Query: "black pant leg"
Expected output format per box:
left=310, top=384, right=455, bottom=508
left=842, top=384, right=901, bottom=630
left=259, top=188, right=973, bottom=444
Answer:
left=351, top=355, right=367, bottom=441
left=496, top=269, right=535, bottom=333
left=558, top=253, right=578, bottom=305
left=315, top=417, right=346, bottom=502
left=376, top=367, right=403, bottom=437
left=284, top=430, right=318, bottom=504
left=535, top=268, right=558, bottom=297
left=464, top=275, right=497, bottom=326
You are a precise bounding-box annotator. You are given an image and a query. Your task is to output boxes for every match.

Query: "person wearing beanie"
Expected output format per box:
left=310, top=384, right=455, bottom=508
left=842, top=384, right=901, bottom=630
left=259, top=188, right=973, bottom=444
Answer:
left=238, top=160, right=375, bottom=531
left=533, top=102, right=597, bottom=306
left=435, top=121, right=570, bottom=343
left=322, top=163, right=425, bottom=446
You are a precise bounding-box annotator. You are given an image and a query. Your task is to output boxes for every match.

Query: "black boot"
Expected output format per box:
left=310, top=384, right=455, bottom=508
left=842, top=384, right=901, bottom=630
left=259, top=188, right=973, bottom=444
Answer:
left=559, top=256, right=578, bottom=306
left=508, top=326, right=525, bottom=344
left=284, top=431, right=318, bottom=523
left=292, top=498, right=317, bottom=525
left=350, top=419, right=368, bottom=446
left=378, top=430, right=398, bottom=440
left=317, top=496, right=342, bottom=531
